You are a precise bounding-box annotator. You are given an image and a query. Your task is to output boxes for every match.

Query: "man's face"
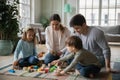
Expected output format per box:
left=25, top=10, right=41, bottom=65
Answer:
left=73, top=26, right=84, bottom=34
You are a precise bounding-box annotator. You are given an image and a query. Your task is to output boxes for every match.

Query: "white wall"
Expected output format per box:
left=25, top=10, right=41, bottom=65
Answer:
left=64, top=0, right=78, bottom=32
left=31, top=0, right=41, bottom=23
left=34, top=0, right=78, bottom=31
left=41, top=0, right=63, bottom=21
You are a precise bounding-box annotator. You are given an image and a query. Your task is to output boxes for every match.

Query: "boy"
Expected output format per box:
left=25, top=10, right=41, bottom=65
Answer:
left=52, top=36, right=101, bottom=78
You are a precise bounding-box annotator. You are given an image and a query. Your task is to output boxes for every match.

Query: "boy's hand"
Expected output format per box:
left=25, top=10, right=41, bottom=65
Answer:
left=55, top=70, right=65, bottom=76
left=60, top=70, right=65, bottom=75
left=51, top=60, right=59, bottom=65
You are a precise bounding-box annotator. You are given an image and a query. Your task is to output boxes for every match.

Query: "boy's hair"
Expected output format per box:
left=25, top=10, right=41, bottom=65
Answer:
left=22, top=27, right=36, bottom=42
left=65, top=36, right=83, bottom=50
left=69, top=14, right=86, bottom=27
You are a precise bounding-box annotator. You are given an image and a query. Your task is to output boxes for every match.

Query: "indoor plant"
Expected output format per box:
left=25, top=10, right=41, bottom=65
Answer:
left=0, top=0, right=19, bottom=55
left=40, top=16, right=49, bottom=30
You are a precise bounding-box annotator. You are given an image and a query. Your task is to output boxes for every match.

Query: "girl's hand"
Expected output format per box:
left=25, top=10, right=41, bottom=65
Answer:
left=13, top=60, right=19, bottom=66
left=13, top=60, right=19, bottom=69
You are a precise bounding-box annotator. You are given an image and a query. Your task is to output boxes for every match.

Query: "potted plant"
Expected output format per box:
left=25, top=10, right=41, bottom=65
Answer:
left=40, top=16, right=49, bottom=30
left=0, top=0, right=19, bottom=55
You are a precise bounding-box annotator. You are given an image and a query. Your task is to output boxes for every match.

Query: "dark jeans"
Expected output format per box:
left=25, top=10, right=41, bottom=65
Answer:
left=18, top=56, right=39, bottom=67
left=75, top=63, right=101, bottom=77
left=44, top=53, right=59, bottom=65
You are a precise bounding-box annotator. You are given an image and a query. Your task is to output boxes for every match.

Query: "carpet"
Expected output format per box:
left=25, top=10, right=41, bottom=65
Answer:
left=111, top=62, right=120, bottom=80
left=0, top=44, right=113, bottom=80
left=0, top=63, right=112, bottom=80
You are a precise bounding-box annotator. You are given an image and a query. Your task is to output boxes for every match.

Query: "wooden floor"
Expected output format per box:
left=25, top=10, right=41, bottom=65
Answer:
left=109, top=42, right=120, bottom=80
left=0, top=44, right=120, bottom=80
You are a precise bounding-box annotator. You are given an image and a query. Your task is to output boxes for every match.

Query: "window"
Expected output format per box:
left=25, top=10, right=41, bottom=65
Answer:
left=19, top=0, right=31, bottom=28
left=79, top=0, right=120, bottom=26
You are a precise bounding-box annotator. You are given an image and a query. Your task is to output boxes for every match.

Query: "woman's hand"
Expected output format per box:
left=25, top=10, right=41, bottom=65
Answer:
left=50, top=50, right=57, bottom=56
left=37, top=52, right=45, bottom=58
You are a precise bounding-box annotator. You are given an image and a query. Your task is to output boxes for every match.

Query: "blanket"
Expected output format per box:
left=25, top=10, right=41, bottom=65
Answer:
left=0, top=63, right=112, bottom=80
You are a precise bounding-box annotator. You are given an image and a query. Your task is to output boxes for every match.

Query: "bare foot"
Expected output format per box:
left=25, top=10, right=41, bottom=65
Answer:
left=75, top=69, right=80, bottom=75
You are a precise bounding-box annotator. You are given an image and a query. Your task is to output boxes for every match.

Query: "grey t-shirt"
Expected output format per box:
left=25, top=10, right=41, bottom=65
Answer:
left=74, top=26, right=110, bottom=61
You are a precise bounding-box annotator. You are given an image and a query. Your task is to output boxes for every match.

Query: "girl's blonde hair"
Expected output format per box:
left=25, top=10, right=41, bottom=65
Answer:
left=22, top=27, right=36, bottom=44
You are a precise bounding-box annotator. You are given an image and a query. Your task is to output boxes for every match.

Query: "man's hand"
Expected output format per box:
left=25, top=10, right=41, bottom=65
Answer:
left=106, top=67, right=111, bottom=72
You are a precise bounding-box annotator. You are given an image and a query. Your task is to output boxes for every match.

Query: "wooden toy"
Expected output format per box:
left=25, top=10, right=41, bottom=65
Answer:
left=23, top=67, right=28, bottom=71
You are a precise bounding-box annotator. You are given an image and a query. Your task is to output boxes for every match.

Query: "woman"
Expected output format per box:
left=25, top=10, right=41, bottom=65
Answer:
left=44, top=14, right=71, bottom=65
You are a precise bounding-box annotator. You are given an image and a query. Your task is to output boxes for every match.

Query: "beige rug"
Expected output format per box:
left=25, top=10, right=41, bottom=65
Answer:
left=0, top=44, right=112, bottom=80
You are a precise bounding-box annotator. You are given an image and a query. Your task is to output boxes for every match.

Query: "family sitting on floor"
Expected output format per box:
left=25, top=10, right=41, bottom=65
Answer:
left=13, top=13, right=115, bottom=78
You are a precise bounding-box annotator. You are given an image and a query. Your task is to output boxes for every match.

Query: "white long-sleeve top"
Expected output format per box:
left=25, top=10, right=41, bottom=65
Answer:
left=45, top=26, right=71, bottom=53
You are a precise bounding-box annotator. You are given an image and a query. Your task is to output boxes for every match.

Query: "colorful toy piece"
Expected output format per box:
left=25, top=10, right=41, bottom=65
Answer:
left=44, top=68, right=49, bottom=73
left=33, top=65, right=39, bottom=69
left=49, top=65, right=57, bottom=72
left=8, top=69, right=15, bottom=73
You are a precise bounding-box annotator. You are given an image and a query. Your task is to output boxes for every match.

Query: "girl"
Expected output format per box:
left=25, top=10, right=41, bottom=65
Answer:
left=44, top=14, right=71, bottom=65
left=52, top=36, right=101, bottom=78
left=13, top=27, right=40, bottom=68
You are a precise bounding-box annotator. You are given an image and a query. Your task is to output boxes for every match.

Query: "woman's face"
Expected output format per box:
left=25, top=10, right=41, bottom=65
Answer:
left=26, top=30, right=35, bottom=42
left=50, top=20, right=60, bottom=30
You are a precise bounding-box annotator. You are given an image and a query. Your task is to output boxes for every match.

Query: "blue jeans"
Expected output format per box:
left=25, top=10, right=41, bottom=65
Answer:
left=75, top=63, right=101, bottom=77
left=18, top=56, right=39, bottom=67
left=44, top=52, right=59, bottom=65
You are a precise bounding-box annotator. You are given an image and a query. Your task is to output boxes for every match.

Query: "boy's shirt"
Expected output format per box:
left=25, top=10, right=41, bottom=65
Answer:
left=59, top=49, right=101, bottom=73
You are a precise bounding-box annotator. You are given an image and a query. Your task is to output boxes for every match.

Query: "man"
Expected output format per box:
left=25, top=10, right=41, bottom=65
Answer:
left=69, top=14, right=111, bottom=72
